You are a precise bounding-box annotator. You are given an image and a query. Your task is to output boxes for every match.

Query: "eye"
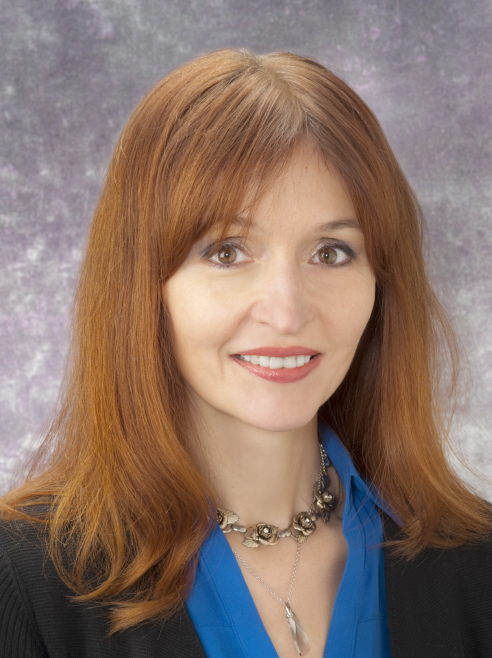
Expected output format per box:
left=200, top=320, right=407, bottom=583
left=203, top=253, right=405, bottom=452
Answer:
left=208, top=242, right=249, bottom=267
left=312, top=244, right=353, bottom=266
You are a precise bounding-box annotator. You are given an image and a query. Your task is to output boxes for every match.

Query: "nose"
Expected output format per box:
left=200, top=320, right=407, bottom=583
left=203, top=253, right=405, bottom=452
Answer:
left=249, top=258, right=315, bottom=335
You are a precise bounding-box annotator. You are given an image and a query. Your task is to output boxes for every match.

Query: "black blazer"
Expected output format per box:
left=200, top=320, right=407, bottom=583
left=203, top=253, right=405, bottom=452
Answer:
left=0, top=513, right=491, bottom=658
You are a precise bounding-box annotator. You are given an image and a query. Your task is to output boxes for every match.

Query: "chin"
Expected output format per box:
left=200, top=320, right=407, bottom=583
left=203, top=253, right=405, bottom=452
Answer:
left=232, top=404, right=320, bottom=434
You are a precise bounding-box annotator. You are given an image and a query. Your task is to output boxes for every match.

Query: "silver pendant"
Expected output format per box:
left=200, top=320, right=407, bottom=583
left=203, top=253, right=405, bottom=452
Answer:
left=285, top=603, right=311, bottom=656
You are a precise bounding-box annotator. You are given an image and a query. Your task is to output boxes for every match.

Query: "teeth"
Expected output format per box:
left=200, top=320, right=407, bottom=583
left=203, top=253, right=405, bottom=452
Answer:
left=284, top=356, right=297, bottom=369
left=238, top=354, right=314, bottom=369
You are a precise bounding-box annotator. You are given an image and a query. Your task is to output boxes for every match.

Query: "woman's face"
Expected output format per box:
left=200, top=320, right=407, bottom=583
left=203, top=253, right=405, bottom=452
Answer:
left=163, top=139, right=376, bottom=434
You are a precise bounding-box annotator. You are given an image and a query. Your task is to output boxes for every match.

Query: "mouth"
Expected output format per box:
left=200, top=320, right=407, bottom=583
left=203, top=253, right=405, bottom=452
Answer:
left=230, top=352, right=321, bottom=383
left=235, top=353, right=316, bottom=369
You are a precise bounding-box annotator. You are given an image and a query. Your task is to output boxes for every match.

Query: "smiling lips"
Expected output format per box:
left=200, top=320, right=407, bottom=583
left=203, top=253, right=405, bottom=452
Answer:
left=231, top=347, right=321, bottom=383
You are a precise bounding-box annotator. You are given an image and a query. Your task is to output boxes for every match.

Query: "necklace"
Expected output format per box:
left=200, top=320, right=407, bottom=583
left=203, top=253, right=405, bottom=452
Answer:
left=217, top=442, right=336, bottom=548
left=217, top=440, right=337, bottom=656
left=232, top=542, right=310, bottom=656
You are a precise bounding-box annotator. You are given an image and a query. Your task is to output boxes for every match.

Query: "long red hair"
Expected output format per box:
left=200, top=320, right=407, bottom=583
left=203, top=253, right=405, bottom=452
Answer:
left=2, top=49, right=490, bottom=632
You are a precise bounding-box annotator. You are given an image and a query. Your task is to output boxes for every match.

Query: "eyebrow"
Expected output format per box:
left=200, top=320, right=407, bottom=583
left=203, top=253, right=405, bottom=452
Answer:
left=231, top=216, right=361, bottom=232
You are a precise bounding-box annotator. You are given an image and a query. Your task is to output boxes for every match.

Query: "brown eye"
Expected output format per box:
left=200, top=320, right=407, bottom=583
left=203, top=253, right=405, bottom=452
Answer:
left=217, top=246, right=238, bottom=264
left=318, top=246, right=339, bottom=265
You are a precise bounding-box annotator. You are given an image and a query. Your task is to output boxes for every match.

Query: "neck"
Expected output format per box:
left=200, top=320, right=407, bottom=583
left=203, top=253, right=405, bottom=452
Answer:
left=192, top=407, right=321, bottom=530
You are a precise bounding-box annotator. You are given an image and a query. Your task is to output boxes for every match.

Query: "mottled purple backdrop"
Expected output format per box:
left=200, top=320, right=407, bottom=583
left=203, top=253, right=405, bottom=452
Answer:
left=1, top=0, right=491, bottom=496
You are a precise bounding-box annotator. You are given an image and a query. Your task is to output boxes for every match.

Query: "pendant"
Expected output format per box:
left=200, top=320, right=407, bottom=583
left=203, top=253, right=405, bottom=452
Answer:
left=285, top=603, right=311, bottom=656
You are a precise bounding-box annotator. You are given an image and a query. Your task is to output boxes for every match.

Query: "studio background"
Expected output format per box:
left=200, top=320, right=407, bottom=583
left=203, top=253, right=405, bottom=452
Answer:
left=1, top=0, right=491, bottom=497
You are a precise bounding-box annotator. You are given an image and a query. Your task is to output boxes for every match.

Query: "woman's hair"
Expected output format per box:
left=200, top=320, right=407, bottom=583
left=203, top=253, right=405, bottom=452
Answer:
left=1, top=49, right=490, bottom=632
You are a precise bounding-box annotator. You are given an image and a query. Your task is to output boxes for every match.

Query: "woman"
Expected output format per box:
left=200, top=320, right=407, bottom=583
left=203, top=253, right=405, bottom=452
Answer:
left=0, top=49, right=491, bottom=658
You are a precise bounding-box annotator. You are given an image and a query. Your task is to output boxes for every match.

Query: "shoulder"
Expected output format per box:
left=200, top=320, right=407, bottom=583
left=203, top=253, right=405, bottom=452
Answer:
left=0, top=510, right=49, bottom=562
left=382, top=510, right=492, bottom=582
left=0, top=514, right=52, bottom=657
left=383, top=513, right=492, bottom=658
left=0, top=514, right=206, bottom=658
left=0, top=509, right=67, bottom=615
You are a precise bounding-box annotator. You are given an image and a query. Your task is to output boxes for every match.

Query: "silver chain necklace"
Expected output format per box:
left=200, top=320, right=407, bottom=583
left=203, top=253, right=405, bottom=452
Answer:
left=219, top=441, right=336, bottom=656
left=232, top=542, right=310, bottom=655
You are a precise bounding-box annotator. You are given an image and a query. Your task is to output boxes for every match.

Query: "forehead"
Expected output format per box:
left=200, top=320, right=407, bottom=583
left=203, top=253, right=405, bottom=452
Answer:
left=226, top=215, right=361, bottom=235
left=211, top=142, right=360, bottom=239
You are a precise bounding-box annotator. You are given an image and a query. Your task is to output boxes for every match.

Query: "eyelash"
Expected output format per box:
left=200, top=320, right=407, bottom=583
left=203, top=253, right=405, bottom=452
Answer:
left=203, top=241, right=356, bottom=269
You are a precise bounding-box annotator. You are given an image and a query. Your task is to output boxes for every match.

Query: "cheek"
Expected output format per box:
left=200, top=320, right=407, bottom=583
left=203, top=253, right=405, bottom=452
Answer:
left=163, top=275, right=242, bottom=366
left=328, top=276, right=375, bottom=350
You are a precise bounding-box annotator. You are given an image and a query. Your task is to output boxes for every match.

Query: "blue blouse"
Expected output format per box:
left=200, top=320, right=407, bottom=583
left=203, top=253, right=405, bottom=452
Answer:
left=186, top=421, right=399, bottom=657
